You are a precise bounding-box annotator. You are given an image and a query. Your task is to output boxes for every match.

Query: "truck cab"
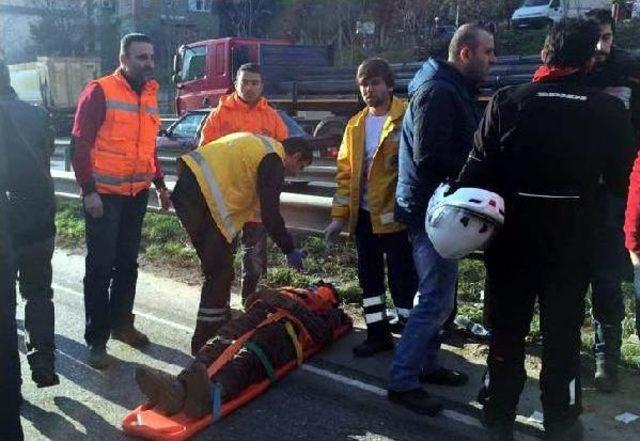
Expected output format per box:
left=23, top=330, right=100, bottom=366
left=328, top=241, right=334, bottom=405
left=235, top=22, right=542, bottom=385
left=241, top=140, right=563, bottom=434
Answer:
left=173, top=37, right=337, bottom=115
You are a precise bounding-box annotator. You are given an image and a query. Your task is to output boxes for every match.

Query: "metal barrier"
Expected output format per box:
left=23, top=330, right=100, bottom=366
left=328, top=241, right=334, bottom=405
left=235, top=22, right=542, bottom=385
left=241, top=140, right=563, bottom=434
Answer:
left=52, top=171, right=333, bottom=234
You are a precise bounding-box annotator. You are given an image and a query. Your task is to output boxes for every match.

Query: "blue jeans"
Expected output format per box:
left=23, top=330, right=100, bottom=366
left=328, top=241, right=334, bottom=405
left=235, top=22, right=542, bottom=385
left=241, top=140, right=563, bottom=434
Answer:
left=388, top=227, right=458, bottom=391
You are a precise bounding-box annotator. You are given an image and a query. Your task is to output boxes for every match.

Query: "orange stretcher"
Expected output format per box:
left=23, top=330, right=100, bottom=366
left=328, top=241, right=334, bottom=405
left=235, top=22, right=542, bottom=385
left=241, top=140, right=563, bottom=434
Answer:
left=121, top=286, right=352, bottom=441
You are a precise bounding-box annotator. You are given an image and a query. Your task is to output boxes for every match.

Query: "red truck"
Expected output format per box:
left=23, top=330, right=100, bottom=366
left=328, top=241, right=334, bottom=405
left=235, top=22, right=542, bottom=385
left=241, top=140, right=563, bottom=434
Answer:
left=172, top=37, right=539, bottom=138
left=172, top=37, right=360, bottom=139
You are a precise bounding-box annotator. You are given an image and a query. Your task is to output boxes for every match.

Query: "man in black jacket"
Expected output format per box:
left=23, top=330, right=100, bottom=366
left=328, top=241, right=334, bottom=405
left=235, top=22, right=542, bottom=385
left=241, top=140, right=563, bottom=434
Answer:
left=585, top=8, right=640, bottom=392
left=0, top=58, right=24, bottom=441
left=0, top=58, right=59, bottom=388
left=456, top=20, right=636, bottom=440
left=388, top=23, right=496, bottom=415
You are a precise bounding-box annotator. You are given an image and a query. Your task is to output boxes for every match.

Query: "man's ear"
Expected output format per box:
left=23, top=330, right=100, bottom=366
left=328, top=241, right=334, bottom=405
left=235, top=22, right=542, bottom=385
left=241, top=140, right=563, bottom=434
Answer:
left=292, top=152, right=303, bottom=162
left=460, top=46, right=471, bottom=63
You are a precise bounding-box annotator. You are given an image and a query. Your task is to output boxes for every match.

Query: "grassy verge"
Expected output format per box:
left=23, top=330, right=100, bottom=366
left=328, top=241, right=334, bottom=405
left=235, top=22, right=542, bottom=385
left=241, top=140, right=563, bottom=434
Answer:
left=56, top=199, right=639, bottom=367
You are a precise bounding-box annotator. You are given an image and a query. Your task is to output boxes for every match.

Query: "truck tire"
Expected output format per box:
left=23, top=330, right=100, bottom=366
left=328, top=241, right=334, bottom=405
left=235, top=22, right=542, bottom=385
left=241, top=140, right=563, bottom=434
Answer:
left=313, top=117, right=347, bottom=138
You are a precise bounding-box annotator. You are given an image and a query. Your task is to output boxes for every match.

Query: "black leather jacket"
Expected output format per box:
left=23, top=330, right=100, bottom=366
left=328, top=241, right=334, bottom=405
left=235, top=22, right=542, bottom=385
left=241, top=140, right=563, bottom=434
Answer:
left=0, top=86, right=56, bottom=247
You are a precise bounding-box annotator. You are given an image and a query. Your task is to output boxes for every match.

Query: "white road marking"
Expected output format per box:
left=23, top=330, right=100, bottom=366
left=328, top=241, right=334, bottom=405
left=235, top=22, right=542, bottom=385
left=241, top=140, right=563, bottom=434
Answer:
left=53, top=282, right=192, bottom=333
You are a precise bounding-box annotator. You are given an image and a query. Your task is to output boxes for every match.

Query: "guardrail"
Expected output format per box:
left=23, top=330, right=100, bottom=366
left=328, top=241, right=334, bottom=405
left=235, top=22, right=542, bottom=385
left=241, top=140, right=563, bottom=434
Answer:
left=52, top=171, right=333, bottom=234
left=52, top=140, right=338, bottom=187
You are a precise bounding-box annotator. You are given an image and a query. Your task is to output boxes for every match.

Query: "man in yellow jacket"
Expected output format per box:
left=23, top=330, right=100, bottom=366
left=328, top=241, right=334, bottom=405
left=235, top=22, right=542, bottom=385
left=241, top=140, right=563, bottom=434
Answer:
left=325, top=58, right=417, bottom=357
left=171, top=133, right=312, bottom=355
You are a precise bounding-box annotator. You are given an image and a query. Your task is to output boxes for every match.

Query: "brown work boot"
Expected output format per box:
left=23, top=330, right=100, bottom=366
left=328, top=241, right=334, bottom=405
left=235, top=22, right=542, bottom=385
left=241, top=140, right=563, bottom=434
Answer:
left=180, top=361, right=211, bottom=419
left=112, top=315, right=150, bottom=348
left=135, top=367, right=186, bottom=416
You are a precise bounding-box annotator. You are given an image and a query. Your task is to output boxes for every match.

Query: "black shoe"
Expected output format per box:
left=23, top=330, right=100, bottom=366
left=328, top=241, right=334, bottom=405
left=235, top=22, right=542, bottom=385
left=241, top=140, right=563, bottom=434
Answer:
left=419, top=367, right=468, bottom=387
left=135, top=367, right=186, bottom=416
left=181, top=362, right=211, bottom=419
left=29, top=355, right=60, bottom=388
left=388, top=317, right=407, bottom=335
left=88, top=345, right=109, bottom=370
left=353, top=337, right=394, bottom=358
left=32, top=367, right=60, bottom=388
left=387, top=388, right=443, bottom=416
left=594, top=359, right=618, bottom=393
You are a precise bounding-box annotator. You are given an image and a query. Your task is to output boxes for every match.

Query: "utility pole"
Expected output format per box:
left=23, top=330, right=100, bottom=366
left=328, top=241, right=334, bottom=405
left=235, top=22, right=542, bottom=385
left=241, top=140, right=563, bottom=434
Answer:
left=456, top=1, right=460, bottom=28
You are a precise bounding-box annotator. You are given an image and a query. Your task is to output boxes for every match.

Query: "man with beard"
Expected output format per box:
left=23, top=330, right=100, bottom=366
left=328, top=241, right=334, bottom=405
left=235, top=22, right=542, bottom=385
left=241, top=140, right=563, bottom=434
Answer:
left=71, top=33, right=171, bottom=369
left=585, top=9, right=640, bottom=392
left=325, top=58, right=417, bottom=357
left=387, top=23, right=496, bottom=415
left=458, top=19, right=635, bottom=440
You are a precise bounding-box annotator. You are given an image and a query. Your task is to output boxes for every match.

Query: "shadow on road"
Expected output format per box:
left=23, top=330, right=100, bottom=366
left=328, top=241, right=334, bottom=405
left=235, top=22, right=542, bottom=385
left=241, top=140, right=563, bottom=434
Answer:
left=54, top=396, right=122, bottom=440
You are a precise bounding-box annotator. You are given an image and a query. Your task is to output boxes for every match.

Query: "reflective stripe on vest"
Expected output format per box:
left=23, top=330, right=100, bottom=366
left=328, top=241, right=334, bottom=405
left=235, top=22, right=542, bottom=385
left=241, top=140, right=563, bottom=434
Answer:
left=187, top=150, right=238, bottom=238
left=185, top=134, right=282, bottom=242
left=93, top=172, right=154, bottom=186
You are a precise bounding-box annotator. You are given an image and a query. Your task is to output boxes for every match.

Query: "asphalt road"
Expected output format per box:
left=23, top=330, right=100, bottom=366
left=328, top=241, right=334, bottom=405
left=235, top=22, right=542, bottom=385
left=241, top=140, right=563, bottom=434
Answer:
left=16, top=250, right=498, bottom=441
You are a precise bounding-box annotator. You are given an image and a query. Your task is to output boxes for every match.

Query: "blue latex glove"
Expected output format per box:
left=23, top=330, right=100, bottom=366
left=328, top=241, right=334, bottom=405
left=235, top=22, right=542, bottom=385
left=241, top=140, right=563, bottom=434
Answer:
left=286, top=249, right=304, bottom=271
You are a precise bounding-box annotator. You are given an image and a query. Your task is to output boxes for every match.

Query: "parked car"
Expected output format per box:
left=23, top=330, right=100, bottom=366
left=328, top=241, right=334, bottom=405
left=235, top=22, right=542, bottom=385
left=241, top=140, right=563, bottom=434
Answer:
left=156, top=109, right=340, bottom=159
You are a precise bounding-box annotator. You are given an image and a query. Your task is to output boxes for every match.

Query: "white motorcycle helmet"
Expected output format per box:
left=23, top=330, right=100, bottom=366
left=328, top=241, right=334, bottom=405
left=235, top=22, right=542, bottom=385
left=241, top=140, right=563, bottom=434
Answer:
left=426, top=183, right=505, bottom=259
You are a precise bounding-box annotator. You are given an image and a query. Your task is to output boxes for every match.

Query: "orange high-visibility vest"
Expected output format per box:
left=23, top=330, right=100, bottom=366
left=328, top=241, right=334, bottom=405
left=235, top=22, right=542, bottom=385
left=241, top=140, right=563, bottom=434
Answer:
left=91, top=70, right=160, bottom=195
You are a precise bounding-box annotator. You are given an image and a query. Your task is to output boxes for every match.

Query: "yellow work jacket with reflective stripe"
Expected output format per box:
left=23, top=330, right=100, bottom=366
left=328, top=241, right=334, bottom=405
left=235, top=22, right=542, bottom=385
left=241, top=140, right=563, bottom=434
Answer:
left=331, top=97, right=407, bottom=234
left=180, top=132, right=285, bottom=243
left=91, top=71, right=160, bottom=195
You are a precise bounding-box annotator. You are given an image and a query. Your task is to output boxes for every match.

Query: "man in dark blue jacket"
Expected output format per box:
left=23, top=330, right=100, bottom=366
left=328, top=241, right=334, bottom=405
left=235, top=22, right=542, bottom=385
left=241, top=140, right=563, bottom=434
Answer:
left=388, top=23, right=496, bottom=415
left=0, top=58, right=59, bottom=388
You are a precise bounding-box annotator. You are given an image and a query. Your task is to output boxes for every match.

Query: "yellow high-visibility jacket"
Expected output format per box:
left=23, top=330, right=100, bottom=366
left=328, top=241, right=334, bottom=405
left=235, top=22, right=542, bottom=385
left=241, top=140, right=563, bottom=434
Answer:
left=331, top=96, right=407, bottom=234
left=181, top=132, right=285, bottom=243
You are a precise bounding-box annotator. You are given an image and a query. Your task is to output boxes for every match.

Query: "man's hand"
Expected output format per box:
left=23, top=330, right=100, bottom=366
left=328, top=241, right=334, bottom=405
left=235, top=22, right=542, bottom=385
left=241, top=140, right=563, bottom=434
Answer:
left=630, top=250, right=640, bottom=266
left=324, top=218, right=345, bottom=244
left=286, top=249, right=304, bottom=271
left=83, top=192, right=103, bottom=219
left=157, top=188, right=172, bottom=211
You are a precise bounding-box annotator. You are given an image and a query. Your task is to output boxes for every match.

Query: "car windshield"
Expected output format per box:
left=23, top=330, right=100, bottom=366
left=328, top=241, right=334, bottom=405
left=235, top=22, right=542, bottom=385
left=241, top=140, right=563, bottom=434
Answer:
left=171, top=113, right=207, bottom=138
left=523, top=0, right=549, bottom=6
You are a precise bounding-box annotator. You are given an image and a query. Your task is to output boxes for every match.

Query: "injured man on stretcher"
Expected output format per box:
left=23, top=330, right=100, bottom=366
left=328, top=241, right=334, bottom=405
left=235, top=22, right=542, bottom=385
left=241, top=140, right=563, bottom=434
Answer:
left=135, top=283, right=351, bottom=419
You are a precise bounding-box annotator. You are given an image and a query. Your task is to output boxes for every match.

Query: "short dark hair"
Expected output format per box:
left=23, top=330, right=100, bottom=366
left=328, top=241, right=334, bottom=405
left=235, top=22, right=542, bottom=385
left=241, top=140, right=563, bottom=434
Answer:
left=586, top=8, right=615, bottom=33
left=120, top=33, right=153, bottom=56
left=542, top=19, right=600, bottom=68
left=237, top=63, right=262, bottom=77
left=282, top=137, right=313, bottom=164
left=356, top=57, right=395, bottom=88
left=0, top=58, right=10, bottom=90
left=448, top=23, right=491, bottom=61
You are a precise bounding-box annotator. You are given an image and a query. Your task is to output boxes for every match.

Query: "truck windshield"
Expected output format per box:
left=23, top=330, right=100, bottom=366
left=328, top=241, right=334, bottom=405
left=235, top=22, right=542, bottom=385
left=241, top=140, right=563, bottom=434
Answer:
left=524, top=0, right=550, bottom=6
left=181, top=46, right=206, bottom=82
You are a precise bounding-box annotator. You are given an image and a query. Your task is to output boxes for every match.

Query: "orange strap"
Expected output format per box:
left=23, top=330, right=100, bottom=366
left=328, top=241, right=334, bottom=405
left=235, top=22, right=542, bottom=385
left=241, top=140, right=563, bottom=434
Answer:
left=206, top=309, right=313, bottom=379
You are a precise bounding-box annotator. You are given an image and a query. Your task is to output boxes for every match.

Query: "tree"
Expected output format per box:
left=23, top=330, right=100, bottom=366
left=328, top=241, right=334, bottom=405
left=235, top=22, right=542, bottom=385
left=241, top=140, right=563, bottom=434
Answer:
left=28, top=0, right=91, bottom=57
left=215, top=0, right=282, bottom=37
